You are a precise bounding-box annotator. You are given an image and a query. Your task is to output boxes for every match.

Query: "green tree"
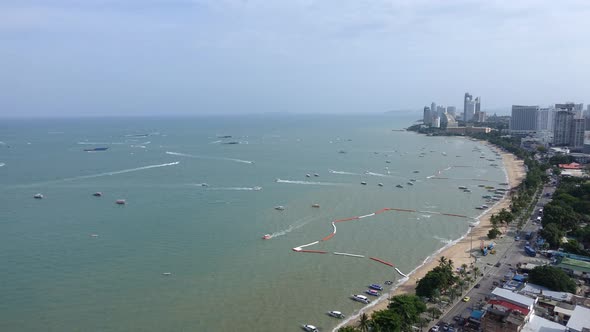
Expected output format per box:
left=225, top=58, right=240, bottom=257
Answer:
left=426, top=307, right=442, bottom=321
left=488, top=227, right=501, bottom=239
left=528, top=265, right=577, bottom=293
left=371, top=310, right=401, bottom=332
left=338, top=327, right=361, bottom=332
left=358, top=312, right=370, bottom=332
left=540, top=223, right=564, bottom=249
left=387, top=295, right=427, bottom=330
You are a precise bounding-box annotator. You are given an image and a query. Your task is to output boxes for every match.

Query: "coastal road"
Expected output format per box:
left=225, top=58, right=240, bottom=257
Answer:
left=432, top=180, right=555, bottom=331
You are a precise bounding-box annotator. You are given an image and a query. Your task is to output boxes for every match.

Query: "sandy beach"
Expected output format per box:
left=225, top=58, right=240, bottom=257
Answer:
left=344, top=140, right=526, bottom=327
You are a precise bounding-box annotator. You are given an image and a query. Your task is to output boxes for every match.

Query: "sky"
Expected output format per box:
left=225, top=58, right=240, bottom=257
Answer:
left=1, top=0, right=589, bottom=117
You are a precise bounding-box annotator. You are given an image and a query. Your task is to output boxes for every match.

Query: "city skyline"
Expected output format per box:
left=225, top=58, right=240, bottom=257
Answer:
left=1, top=1, right=590, bottom=117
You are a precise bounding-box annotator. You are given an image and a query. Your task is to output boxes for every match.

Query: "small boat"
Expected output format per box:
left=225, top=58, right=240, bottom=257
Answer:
left=338, top=150, right=346, bottom=154
left=302, top=324, right=319, bottom=332
left=253, top=186, right=262, bottom=191
left=396, top=184, right=403, bottom=188
left=90, top=234, right=99, bottom=237
left=201, top=183, right=209, bottom=187
left=274, top=206, right=285, bottom=211
left=458, top=186, right=468, bottom=190
left=351, top=294, right=371, bottom=304
left=377, top=183, right=384, bottom=187
left=162, top=272, right=172, bottom=276
left=93, top=192, right=102, bottom=197
left=385, top=161, right=391, bottom=164
left=262, top=234, right=271, bottom=240
left=463, top=189, right=471, bottom=193
left=475, top=206, right=484, bottom=210
left=223, top=141, right=240, bottom=145
left=481, top=205, right=489, bottom=208
left=410, top=179, right=416, bottom=182
left=478, top=184, right=486, bottom=187
left=115, top=199, right=126, bottom=205
left=500, top=182, right=509, bottom=186
left=369, top=284, right=383, bottom=291
left=365, top=289, right=380, bottom=296
left=314, top=173, right=319, bottom=177
left=306, top=174, right=311, bottom=178
left=413, top=170, right=419, bottom=173
left=327, top=310, right=345, bottom=319
left=33, top=193, right=43, bottom=199
left=84, top=147, right=109, bottom=152
left=407, top=182, right=414, bottom=185
left=384, top=280, right=393, bottom=285
left=311, top=204, right=320, bottom=208
left=360, top=181, right=367, bottom=185
left=482, top=195, right=492, bottom=199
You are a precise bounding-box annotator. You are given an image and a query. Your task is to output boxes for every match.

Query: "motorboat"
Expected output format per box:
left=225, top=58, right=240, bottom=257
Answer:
left=262, top=234, right=272, bottom=240
left=338, top=150, right=346, bottom=154
left=314, top=173, right=319, bottom=177
left=93, top=192, right=102, bottom=197
left=327, top=310, right=345, bottom=319
left=201, top=183, right=209, bottom=187
left=90, top=234, right=99, bottom=237
left=413, top=170, right=419, bottom=173
left=407, top=182, right=414, bottom=185
left=311, top=204, right=320, bottom=208
left=410, top=179, right=416, bottom=182
left=306, top=174, right=311, bottom=178
left=302, top=324, right=319, bottom=332
left=369, top=283, right=383, bottom=291
left=162, top=272, right=172, bottom=276
left=351, top=294, right=371, bottom=304
left=377, top=183, right=384, bottom=187
left=253, top=186, right=262, bottom=191
left=385, top=160, right=391, bottom=164
left=274, top=206, right=285, bottom=211
left=33, top=193, right=43, bottom=199
left=475, top=206, right=484, bottom=210
left=458, top=186, right=468, bottom=190
left=384, top=280, right=393, bottom=285
left=360, top=181, right=367, bottom=185
left=396, top=184, right=403, bottom=188
left=365, top=289, right=380, bottom=296
left=115, top=199, right=126, bottom=205
left=463, top=189, right=471, bottom=193
left=481, top=205, right=489, bottom=208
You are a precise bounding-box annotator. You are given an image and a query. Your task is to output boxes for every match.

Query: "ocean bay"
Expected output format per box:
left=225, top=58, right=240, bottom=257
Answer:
left=0, top=114, right=506, bottom=331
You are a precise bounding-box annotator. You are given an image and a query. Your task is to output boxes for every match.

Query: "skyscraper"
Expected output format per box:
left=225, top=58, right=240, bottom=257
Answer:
left=463, top=92, right=473, bottom=122
left=431, top=102, right=437, bottom=117
left=423, top=106, right=432, bottom=126
left=510, top=105, right=539, bottom=134
left=447, top=106, right=456, bottom=116
left=537, top=108, right=555, bottom=131
left=553, top=107, right=584, bottom=148
left=464, top=100, right=476, bottom=122
left=475, top=97, right=481, bottom=114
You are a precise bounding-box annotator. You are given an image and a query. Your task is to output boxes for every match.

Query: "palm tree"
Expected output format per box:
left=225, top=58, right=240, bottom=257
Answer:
left=427, top=307, right=442, bottom=321
left=473, top=266, right=480, bottom=277
left=457, top=279, right=466, bottom=294
left=448, top=287, right=460, bottom=302
left=358, top=312, right=370, bottom=332
left=465, top=276, right=474, bottom=285
left=438, top=256, right=447, bottom=267
left=418, top=317, right=430, bottom=332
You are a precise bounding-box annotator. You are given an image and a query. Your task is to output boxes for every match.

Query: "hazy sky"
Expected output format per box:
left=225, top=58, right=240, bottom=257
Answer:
left=1, top=0, right=589, bottom=117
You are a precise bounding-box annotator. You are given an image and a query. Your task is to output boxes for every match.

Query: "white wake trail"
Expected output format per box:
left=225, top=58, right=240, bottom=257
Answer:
left=166, top=151, right=253, bottom=164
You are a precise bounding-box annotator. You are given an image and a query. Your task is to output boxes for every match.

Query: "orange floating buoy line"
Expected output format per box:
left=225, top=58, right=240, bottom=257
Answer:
left=369, top=257, right=395, bottom=267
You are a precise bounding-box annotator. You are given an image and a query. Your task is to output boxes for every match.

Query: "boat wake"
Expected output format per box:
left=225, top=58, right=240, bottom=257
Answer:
left=77, top=141, right=126, bottom=145
left=275, top=179, right=346, bottom=186
left=13, top=162, right=180, bottom=187
left=0, top=162, right=4, bottom=167
left=205, top=186, right=262, bottom=191
left=267, top=216, right=317, bottom=239
left=165, top=151, right=254, bottom=164
left=433, top=236, right=453, bottom=245
left=328, top=170, right=359, bottom=175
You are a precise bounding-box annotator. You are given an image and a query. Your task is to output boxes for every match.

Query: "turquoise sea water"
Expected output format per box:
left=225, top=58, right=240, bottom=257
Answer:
left=0, top=115, right=506, bottom=332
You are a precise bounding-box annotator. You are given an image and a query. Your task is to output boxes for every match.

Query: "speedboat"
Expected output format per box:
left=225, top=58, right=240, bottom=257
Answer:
left=410, top=179, right=416, bottom=182
left=33, top=193, right=43, bottom=199
left=162, top=272, right=172, bottom=276
left=365, top=289, right=380, bottom=296
left=274, top=206, right=285, bottom=211
left=458, top=186, right=467, bottom=190
left=262, top=234, right=271, bottom=240
left=93, top=192, right=102, bottom=197
left=116, top=199, right=126, bottom=205
left=327, top=310, right=345, bottom=318
left=306, top=174, right=311, bottom=178
left=413, top=170, right=419, bottom=173
left=314, top=173, right=319, bottom=177
left=377, top=183, right=384, bottom=187
left=351, top=294, right=371, bottom=304
left=302, top=324, right=319, bottom=332
left=253, top=186, right=262, bottom=191
left=369, top=283, right=383, bottom=291
left=311, top=204, right=320, bottom=208
left=360, top=181, right=367, bottom=185
left=396, top=184, right=403, bottom=188
left=201, top=183, right=209, bottom=187
left=407, top=182, right=414, bottom=185
left=384, top=280, right=393, bottom=285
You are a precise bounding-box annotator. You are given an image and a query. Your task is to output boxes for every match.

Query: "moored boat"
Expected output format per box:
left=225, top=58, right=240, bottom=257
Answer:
left=351, top=294, right=371, bottom=304
left=302, top=324, right=319, bottom=332
left=274, top=205, right=285, bottom=211
left=84, top=147, right=109, bottom=152
left=365, top=289, right=380, bottom=296
left=360, top=181, right=367, bottom=185
left=33, top=193, right=43, bottom=199
left=396, top=184, right=403, bottom=188
left=369, top=283, right=383, bottom=291
left=93, top=192, right=102, bottom=197
left=311, top=204, right=320, bottom=208
left=327, top=310, right=345, bottom=318
left=115, top=199, right=126, bottom=205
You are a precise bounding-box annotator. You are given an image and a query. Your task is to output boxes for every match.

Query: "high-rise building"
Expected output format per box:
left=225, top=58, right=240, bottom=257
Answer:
left=431, top=102, right=437, bottom=117
left=475, top=97, right=481, bottom=114
left=510, top=105, right=539, bottom=134
left=432, top=116, right=441, bottom=128
left=464, top=100, right=476, bottom=122
left=537, top=108, right=555, bottom=131
left=447, top=106, right=456, bottom=116
left=553, top=107, right=585, bottom=148
left=423, top=106, right=432, bottom=126
left=463, top=93, right=473, bottom=122
left=436, top=105, right=446, bottom=115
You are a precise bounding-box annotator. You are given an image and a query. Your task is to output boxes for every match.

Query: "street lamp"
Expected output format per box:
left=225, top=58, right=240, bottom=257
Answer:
left=469, top=224, right=476, bottom=263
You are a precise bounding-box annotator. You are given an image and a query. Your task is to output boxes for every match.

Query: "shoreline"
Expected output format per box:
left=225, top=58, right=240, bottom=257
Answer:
left=334, top=138, right=526, bottom=331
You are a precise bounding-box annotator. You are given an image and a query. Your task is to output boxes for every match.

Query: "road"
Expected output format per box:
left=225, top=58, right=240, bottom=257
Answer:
left=430, top=179, right=555, bottom=331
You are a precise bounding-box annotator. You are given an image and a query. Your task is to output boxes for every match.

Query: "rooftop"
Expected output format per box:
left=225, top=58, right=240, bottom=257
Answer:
left=520, top=283, right=573, bottom=303
left=488, top=299, right=530, bottom=315
left=557, top=257, right=590, bottom=273
left=492, top=287, right=536, bottom=308
left=567, top=305, right=590, bottom=331
left=521, top=314, right=566, bottom=332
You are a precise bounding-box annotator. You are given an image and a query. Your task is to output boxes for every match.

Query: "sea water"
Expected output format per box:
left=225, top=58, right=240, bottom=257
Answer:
left=0, top=114, right=505, bottom=331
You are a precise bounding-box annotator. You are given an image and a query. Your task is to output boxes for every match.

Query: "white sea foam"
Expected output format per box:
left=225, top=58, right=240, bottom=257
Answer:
left=275, top=179, right=346, bottom=186
left=77, top=142, right=126, bottom=145
left=433, top=236, right=453, bottom=245
left=165, top=151, right=253, bottom=164
left=13, top=162, right=180, bottom=188
left=328, top=170, right=359, bottom=175
left=268, top=216, right=317, bottom=239
left=0, top=162, right=4, bottom=167
left=206, top=187, right=262, bottom=191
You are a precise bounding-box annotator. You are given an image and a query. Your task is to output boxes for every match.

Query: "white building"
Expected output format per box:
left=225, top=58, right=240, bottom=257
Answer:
left=463, top=92, right=473, bottom=122
left=432, top=116, right=441, bottom=128
left=538, top=108, right=555, bottom=131
left=566, top=305, right=590, bottom=332
left=510, top=105, right=540, bottom=134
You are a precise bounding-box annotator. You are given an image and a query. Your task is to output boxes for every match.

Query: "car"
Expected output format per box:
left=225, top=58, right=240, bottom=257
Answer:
left=515, top=236, right=520, bottom=241
left=462, top=296, right=470, bottom=302
left=443, top=323, right=450, bottom=331
left=431, top=325, right=440, bottom=332
left=474, top=283, right=481, bottom=288
left=495, top=262, right=501, bottom=267
left=453, top=315, right=462, bottom=322
left=493, top=281, right=499, bottom=286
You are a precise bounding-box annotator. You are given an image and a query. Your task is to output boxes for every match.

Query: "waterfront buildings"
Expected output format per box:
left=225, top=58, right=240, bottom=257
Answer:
left=447, top=106, right=456, bottom=116
left=463, top=92, right=475, bottom=122
left=553, top=104, right=585, bottom=149
left=510, top=105, right=539, bottom=135
left=423, top=106, right=432, bottom=125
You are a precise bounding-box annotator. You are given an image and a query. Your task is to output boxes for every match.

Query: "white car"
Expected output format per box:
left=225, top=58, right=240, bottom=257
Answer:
left=431, top=325, right=440, bottom=332
left=303, top=324, right=318, bottom=332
